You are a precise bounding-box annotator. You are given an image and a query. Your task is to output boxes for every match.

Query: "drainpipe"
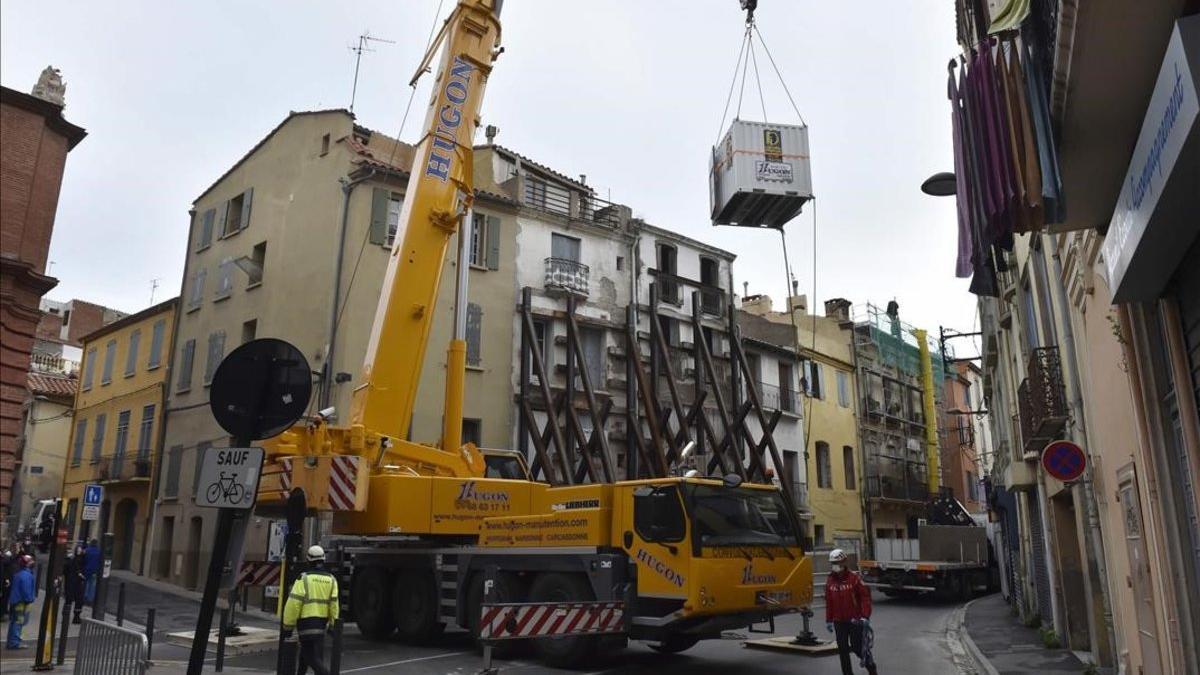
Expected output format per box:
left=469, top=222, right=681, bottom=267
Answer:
left=1050, top=236, right=1116, bottom=666
left=323, top=170, right=376, bottom=409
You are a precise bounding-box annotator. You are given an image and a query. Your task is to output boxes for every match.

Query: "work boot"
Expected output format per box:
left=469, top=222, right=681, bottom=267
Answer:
left=866, top=664, right=878, bottom=675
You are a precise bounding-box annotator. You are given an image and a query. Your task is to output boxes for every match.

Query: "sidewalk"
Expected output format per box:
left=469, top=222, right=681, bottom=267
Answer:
left=961, top=593, right=1090, bottom=674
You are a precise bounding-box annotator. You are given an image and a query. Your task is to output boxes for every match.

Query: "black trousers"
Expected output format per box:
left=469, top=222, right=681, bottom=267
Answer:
left=297, top=635, right=330, bottom=675
left=833, top=621, right=874, bottom=675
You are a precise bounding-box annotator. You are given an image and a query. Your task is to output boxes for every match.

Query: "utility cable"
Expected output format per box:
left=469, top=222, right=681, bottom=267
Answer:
left=752, top=24, right=807, bottom=126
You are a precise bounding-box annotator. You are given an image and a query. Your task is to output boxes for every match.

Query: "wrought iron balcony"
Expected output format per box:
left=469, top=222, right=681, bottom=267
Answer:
left=544, top=257, right=589, bottom=297
left=863, top=475, right=929, bottom=502
left=1017, top=346, right=1068, bottom=457
left=98, top=456, right=152, bottom=483
left=756, top=381, right=798, bottom=414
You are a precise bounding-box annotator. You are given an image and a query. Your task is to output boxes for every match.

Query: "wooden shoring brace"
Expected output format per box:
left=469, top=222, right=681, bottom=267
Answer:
left=520, top=287, right=572, bottom=485
left=672, top=389, right=709, bottom=469
left=564, top=295, right=616, bottom=483
left=626, top=324, right=670, bottom=478
left=690, top=291, right=747, bottom=479
left=526, top=391, right=566, bottom=484
left=648, top=283, right=693, bottom=468
left=706, top=399, right=755, bottom=476
left=730, top=334, right=801, bottom=515
left=572, top=398, right=614, bottom=484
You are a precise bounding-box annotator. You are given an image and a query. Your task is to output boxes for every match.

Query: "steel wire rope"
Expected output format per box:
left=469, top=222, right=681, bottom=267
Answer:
left=715, top=26, right=751, bottom=143
left=747, top=35, right=769, bottom=122
left=333, top=0, right=447, bottom=341
left=752, top=24, right=807, bottom=126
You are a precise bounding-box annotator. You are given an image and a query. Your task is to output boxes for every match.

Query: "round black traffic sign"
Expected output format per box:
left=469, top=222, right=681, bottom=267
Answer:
left=209, top=338, right=313, bottom=441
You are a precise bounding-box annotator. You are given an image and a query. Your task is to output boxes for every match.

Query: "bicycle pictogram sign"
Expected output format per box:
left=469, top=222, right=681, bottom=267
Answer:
left=195, top=447, right=264, bottom=509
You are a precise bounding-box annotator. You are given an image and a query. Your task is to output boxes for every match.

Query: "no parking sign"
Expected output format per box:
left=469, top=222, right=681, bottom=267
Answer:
left=1041, top=440, right=1087, bottom=482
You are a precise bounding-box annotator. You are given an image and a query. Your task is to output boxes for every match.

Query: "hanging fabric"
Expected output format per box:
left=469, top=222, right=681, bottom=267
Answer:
left=988, top=0, right=1031, bottom=35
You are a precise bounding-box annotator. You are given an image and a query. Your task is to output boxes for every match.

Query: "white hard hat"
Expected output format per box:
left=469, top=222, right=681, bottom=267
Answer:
left=306, top=545, right=325, bottom=562
left=828, top=548, right=847, bottom=563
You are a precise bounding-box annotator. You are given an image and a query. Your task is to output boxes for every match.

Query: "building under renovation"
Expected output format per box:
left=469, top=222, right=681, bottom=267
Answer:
left=851, top=302, right=945, bottom=551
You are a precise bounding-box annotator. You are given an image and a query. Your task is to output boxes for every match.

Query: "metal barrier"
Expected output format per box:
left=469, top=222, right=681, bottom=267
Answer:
left=73, top=618, right=149, bottom=675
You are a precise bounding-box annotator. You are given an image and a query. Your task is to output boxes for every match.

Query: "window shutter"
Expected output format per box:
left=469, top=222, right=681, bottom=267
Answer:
left=72, top=419, right=87, bottom=466
left=178, top=339, right=195, bottom=391
left=369, top=187, right=389, bottom=245
left=125, top=329, right=141, bottom=376
left=148, top=320, right=165, bottom=368
left=816, top=363, right=826, bottom=400
left=91, top=413, right=106, bottom=462
left=217, top=201, right=229, bottom=237
left=466, top=303, right=482, bottom=366
left=486, top=215, right=501, bottom=270
left=83, top=348, right=96, bottom=390
left=198, top=209, right=215, bottom=250
left=240, top=188, right=253, bottom=230
left=164, top=445, right=182, bottom=498
left=102, top=340, right=116, bottom=384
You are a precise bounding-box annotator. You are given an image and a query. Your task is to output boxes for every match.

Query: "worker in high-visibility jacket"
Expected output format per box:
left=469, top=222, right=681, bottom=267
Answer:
left=282, top=545, right=339, bottom=675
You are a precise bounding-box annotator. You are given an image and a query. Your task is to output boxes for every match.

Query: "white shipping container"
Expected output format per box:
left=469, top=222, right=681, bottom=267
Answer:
left=709, top=119, right=813, bottom=229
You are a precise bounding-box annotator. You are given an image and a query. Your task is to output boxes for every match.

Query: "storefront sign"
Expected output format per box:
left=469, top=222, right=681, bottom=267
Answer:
left=1103, top=17, right=1199, bottom=301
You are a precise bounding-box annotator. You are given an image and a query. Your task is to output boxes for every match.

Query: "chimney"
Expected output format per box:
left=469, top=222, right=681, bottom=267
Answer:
left=824, top=298, right=852, bottom=321
left=579, top=174, right=587, bottom=185
left=788, top=294, right=807, bottom=313
left=485, top=124, right=498, bottom=144
left=741, top=294, right=773, bottom=315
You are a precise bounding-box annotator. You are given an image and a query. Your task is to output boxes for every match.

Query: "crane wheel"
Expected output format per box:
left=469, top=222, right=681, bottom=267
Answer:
left=353, top=567, right=396, bottom=640
left=648, top=634, right=700, bottom=654
left=528, top=572, right=598, bottom=668
left=394, top=567, right=443, bottom=644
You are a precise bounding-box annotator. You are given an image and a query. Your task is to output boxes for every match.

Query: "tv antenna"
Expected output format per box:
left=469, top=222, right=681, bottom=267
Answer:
left=150, top=278, right=161, bottom=304
left=350, top=31, right=395, bottom=113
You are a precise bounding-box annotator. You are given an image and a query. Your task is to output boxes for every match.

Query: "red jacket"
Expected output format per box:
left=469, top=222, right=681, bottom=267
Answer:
left=824, top=570, right=872, bottom=622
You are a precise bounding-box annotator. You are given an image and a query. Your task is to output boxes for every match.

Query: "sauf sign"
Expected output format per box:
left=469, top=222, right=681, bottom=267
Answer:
left=194, top=447, right=264, bottom=510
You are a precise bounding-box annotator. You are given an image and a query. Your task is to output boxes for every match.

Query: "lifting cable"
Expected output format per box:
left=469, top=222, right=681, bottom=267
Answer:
left=715, top=6, right=825, bottom=520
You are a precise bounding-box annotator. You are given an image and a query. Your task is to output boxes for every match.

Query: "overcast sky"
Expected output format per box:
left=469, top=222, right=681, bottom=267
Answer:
left=1, top=1, right=976, bottom=343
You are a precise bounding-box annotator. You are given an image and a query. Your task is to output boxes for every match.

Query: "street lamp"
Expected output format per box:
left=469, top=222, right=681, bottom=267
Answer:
left=920, top=172, right=957, bottom=196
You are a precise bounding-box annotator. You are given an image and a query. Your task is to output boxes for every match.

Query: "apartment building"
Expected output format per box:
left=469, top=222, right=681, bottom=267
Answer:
left=742, top=294, right=863, bottom=551
left=8, top=370, right=75, bottom=533
left=737, top=309, right=808, bottom=521
left=953, top=6, right=1198, bottom=672
left=61, top=297, right=177, bottom=573
left=939, top=364, right=983, bottom=513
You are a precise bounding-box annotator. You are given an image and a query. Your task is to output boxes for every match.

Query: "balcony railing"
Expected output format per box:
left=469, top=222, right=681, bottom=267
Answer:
left=523, top=180, right=626, bottom=228
left=864, top=475, right=929, bottom=502
left=30, top=351, right=79, bottom=375
left=756, top=381, right=798, bottom=414
left=1017, top=346, right=1068, bottom=456
left=544, top=257, right=589, bottom=296
left=98, top=456, right=152, bottom=483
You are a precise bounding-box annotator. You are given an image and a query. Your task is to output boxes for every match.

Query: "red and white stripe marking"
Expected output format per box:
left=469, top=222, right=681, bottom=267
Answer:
left=328, top=455, right=359, bottom=510
left=480, top=602, right=624, bottom=640
left=237, top=561, right=281, bottom=587
left=279, top=458, right=293, bottom=493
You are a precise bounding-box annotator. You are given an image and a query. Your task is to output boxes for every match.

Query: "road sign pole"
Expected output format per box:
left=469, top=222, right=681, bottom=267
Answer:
left=93, top=532, right=113, bottom=620
left=32, top=499, right=63, bottom=670
left=187, top=506, right=236, bottom=675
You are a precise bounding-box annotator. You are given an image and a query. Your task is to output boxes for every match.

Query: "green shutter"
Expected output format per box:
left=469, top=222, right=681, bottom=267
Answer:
left=240, top=187, right=253, bottom=230
left=485, top=215, right=501, bottom=270
left=369, top=187, right=389, bottom=245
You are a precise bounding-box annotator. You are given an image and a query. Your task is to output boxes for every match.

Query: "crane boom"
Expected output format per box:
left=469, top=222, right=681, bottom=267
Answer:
left=351, top=0, right=502, bottom=448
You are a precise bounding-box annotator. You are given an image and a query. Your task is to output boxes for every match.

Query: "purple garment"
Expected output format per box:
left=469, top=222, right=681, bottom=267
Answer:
left=958, top=61, right=999, bottom=297
left=976, top=40, right=1015, bottom=245
left=949, top=69, right=973, bottom=278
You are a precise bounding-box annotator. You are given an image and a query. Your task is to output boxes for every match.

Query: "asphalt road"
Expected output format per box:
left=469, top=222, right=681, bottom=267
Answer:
left=212, top=590, right=979, bottom=674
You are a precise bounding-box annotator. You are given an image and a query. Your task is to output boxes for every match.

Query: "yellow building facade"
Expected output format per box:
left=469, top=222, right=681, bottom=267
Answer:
left=742, top=294, right=866, bottom=552
left=61, top=297, right=177, bottom=573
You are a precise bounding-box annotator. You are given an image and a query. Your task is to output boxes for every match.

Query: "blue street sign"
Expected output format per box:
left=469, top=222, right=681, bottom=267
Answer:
left=84, top=484, right=103, bottom=506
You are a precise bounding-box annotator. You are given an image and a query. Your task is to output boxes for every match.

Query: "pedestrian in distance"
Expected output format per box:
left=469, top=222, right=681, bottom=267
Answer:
left=81, top=538, right=101, bottom=607
left=282, top=545, right=340, bottom=675
left=6, top=555, right=37, bottom=649
left=63, top=546, right=85, bottom=624
left=824, top=548, right=878, bottom=675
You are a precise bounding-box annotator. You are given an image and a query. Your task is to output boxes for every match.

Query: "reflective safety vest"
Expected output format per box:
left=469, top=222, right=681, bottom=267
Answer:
left=282, top=570, right=340, bottom=638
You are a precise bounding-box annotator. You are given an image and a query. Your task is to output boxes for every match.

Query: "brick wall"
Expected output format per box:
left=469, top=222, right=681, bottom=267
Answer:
left=0, top=87, right=84, bottom=532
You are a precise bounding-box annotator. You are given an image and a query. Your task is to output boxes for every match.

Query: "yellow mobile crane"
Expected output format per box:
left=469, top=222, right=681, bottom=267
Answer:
left=263, top=0, right=812, bottom=666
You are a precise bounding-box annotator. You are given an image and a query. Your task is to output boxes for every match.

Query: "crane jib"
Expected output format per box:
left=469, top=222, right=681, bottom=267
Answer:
left=425, top=56, right=475, bottom=182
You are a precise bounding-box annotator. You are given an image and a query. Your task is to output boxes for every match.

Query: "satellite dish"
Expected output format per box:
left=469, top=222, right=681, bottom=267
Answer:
left=209, top=338, right=313, bottom=441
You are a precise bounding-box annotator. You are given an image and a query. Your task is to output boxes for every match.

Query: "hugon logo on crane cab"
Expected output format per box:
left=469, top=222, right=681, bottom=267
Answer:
left=457, top=480, right=509, bottom=504
left=425, top=56, right=475, bottom=182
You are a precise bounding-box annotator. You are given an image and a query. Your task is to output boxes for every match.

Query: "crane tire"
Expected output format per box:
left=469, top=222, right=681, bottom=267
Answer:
left=353, top=566, right=396, bottom=640
left=394, top=567, right=443, bottom=644
left=528, top=572, right=598, bottom=668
